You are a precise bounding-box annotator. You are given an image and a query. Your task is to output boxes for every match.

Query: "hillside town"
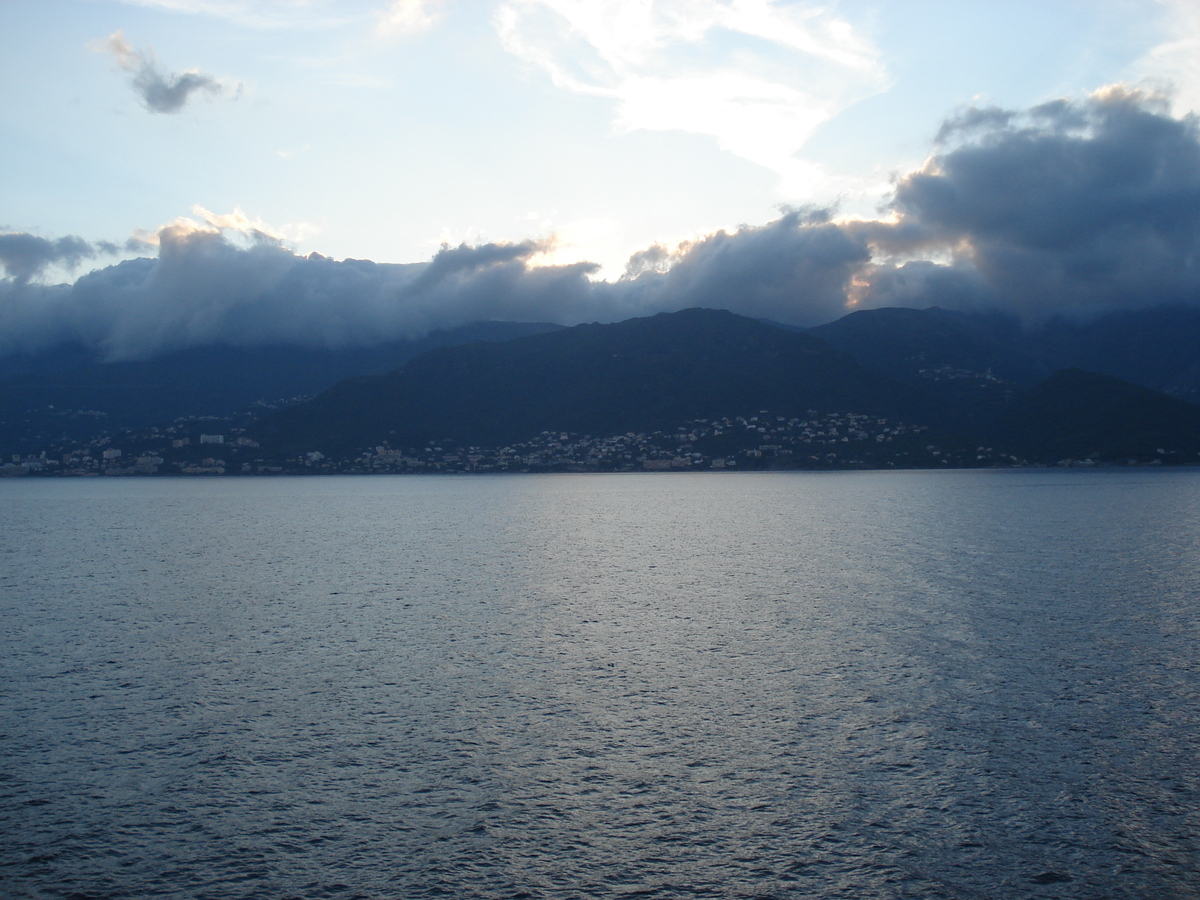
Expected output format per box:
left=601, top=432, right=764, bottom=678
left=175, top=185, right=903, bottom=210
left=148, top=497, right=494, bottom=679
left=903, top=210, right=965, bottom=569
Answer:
left=1, top=408, right=1055, bottom=476
left=353, top=412, right=988, bottom=473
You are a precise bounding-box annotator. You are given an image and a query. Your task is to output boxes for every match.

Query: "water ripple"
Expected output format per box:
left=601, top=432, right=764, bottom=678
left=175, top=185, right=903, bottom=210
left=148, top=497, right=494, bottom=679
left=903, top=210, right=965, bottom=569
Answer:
left=2, top=470, right=1198, bottom=898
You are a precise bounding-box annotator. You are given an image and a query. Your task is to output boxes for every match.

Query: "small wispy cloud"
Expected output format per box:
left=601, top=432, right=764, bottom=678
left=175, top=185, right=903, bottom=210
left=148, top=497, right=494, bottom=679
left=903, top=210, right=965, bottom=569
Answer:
left=126, top=206, right=318, bottom=249
left=117, top=0, right=438, bottom=33
left=494, top=0, right=890, bottom=197
left=376, top=0, right=446, bottom=38
left=1136, top=0, right=1200, bottom=115
left=276, top=143, right=312, bottom=160
left=113, top=0, right=356, bottom=30
left=98, top=30, right=238, bottom=114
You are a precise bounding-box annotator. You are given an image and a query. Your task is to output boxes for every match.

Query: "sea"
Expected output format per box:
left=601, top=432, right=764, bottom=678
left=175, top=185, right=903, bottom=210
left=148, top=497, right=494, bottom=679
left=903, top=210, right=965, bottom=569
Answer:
left=2, top=470, right=1198, bottom=900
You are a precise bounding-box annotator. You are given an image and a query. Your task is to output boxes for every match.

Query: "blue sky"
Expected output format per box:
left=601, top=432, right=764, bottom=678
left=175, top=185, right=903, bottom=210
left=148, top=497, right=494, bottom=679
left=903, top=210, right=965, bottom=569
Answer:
left=4, top=0, right=1194, bottom=276
left=3, top=1, right=1200, bottom=356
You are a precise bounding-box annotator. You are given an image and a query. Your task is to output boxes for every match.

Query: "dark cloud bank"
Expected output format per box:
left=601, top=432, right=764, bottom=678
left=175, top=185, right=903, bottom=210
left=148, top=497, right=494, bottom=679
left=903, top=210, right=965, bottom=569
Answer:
left=4, top=87, right=1200, bottom=361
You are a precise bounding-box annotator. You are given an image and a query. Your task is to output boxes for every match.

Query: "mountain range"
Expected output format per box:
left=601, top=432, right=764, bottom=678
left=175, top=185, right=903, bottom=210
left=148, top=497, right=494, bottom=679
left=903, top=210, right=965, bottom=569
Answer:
left=809, top=305, right=1200, bottom=402
left=0, top=321, right=560, bottom=453
left=253, top=308, right=929, bottom=453
left=4, top=304, right=1200, bottom=468
left=248, top=308, right=1200, bottom=466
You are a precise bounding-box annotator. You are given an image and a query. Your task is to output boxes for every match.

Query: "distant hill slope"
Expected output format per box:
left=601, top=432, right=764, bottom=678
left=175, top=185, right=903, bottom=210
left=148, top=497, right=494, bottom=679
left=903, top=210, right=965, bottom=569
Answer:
left=251, top=308, right=930, bottom=454
left=986, top=369, right=1200, bottom=463
left=0, top=321, right=562, bottom=452
left=810, top=304, right=1200, bottom=403
left=251, top=308, right=1200, bottom=466
left=1029, top=307, right=1200, bottom=403
left=5, top=303, right=1200, bottom=467
left=810, top=306, right=1047, bottom=386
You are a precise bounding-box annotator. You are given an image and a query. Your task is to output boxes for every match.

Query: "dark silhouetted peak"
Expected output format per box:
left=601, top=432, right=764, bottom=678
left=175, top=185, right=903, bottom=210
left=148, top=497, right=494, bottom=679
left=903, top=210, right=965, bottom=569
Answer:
left=252, top=308, right=918, bottom=454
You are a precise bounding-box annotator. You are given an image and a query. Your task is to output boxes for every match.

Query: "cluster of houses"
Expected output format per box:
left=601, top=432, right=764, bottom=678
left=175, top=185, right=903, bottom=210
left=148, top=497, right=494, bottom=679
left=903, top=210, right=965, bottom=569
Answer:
left=3, top=408, right=1039, bottom=477
left=1, top=420, right=263, bottom=477
left=328, top=412, right=980, bottom=474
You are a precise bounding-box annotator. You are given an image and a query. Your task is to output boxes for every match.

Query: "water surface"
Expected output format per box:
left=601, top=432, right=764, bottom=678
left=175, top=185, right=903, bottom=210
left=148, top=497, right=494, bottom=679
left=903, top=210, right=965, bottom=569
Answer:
left=2, top=471, right=1198, bottom=898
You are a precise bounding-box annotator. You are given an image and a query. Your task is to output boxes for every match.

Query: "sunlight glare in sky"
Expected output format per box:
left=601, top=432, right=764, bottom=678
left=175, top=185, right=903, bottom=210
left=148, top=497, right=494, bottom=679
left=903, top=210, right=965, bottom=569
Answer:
left=2, top=0, right=1198, bottom=281
left=496, top=0, right=889, bottom=198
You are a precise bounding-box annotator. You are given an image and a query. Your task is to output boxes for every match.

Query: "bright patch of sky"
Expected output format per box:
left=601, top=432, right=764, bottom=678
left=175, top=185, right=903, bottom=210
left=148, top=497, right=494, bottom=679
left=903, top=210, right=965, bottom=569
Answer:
left=1, top=0, right=1196, bottom=281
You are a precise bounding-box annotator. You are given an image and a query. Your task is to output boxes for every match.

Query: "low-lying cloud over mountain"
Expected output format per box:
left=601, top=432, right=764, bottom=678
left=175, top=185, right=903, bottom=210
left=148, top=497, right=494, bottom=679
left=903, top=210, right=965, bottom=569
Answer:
left=860, top=87, right=1200, bottom=318
left=4, top=87, right=1200, bottom=361
left=0, top=233, right=113, bottom=284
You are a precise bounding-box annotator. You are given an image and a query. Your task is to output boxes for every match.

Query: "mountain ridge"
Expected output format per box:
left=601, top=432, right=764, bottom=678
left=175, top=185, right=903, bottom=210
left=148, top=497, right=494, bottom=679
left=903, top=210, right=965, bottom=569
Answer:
left=251, top=308, right=933, bottom=454
left=249, top=307, right=1200, bottom=468
left=4, top=305, right=1200, bottom=471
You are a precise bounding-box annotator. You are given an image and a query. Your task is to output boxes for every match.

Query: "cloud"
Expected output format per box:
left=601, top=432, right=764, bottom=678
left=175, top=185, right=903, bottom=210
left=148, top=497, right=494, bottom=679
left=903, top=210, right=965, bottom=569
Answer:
left=494, top=0, right=888, bottom=196
left=99, top=31, right=235, bottom=114
left=376, top=0, right=445, bottom=37
left=1136, top=0, right=1200, bottom=115
left=0, top=233, right=102, bottom=283
left=115, top=1, right=446, bottom=32
left=0, top=210, right=863, bottom=360
left=0, top=214, right=585, bottom=360
left=8, top=87, right=1200, bottom=360
left=853, top=260, right=999, bottom=313
left=618, top=209, right=871, bottom=325
left=112, top=1, right=358, bottom=30
left=867, top=86, right=1200, bottom=318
